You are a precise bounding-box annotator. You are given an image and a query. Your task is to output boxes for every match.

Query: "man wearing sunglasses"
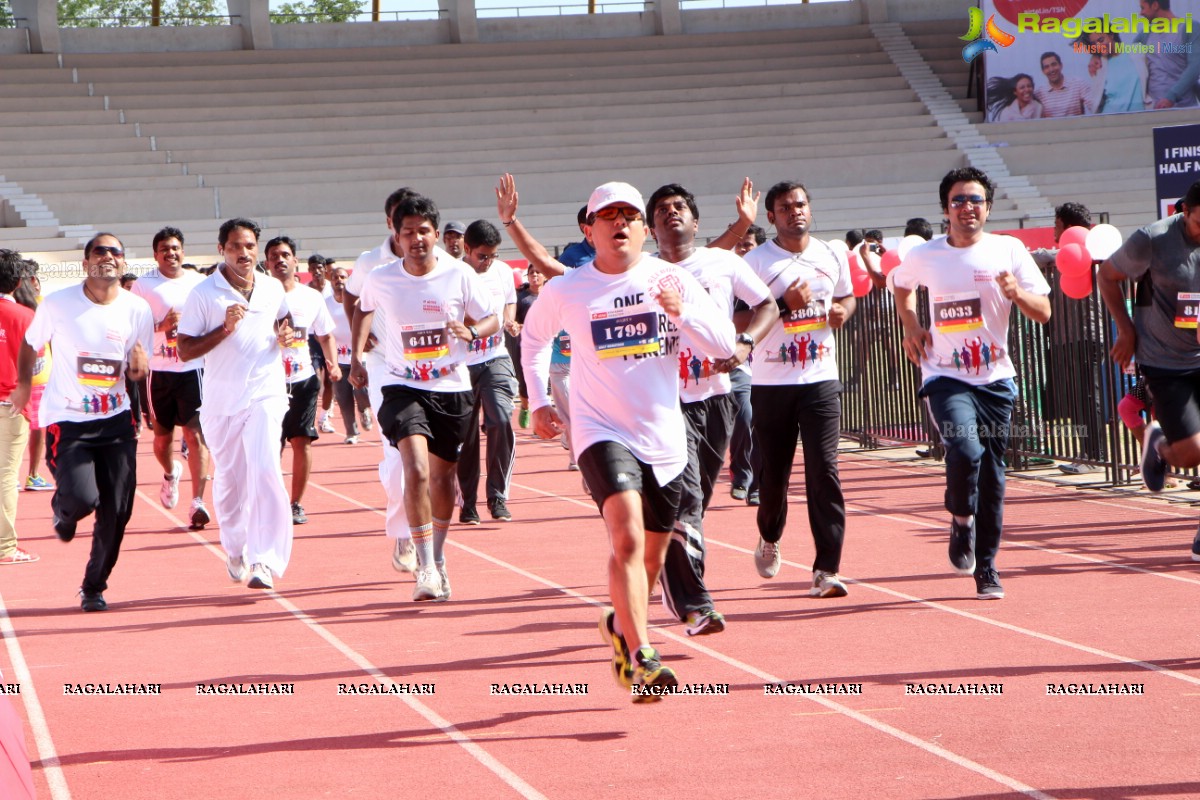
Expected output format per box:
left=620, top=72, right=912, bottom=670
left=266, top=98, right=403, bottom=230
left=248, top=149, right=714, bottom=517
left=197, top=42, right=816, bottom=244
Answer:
left=456, top=220, right=520, bottom=525
left=517, top=180, right=736, bottom=701
left=645, top=183, right=778, bottom=637
left=890, top=168, right=1051, bottom=600
left=13, top=234, right=154, bottom=611
left=741, top=181, right=856, bottom=599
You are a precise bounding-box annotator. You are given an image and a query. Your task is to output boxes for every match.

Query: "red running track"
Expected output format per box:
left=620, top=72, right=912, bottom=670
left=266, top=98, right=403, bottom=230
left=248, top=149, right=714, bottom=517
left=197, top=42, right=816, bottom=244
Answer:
left=1, top=424, right=1199, bottom=800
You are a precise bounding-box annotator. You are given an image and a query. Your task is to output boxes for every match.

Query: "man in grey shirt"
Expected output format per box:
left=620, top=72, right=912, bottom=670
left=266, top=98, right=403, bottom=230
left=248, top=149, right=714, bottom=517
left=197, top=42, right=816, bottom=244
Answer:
left=1098, top=180, right=1200, bottom=558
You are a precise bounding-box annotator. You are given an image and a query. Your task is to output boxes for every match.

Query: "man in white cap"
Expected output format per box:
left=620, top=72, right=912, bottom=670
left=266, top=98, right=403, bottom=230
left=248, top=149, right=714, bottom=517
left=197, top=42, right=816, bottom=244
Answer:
left=516, top=177, right=736, bottom=701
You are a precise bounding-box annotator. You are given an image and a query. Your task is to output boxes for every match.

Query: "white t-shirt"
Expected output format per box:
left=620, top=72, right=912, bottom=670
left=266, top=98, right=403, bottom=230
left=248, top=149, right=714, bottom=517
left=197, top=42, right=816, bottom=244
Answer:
left=327, top=293, right=353, bottom=365
left=521, top=254, right=737, bottom=484
left=465, top=259, right=517, bottom=367
left=743, top=238, right=853, bottom=386
left=130, top=269, right=206, bottom=373
left=888, top=233, right=1050, bottom=386
left=178, top=270, right=290, bottom=415
left=281, top=282, right=334, bottom=385
left=359, top=257, right=494, bottom=393
left=669, top=247, right=772, bottom=403
left=26, top=285, right=153, bottom=426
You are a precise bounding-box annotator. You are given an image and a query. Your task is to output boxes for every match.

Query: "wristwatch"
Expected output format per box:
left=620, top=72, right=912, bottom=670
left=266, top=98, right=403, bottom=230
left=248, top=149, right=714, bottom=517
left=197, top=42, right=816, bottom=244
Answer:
left=736, top=333, right=756, bottom=350
left=468, top=325, right=479, bottom=340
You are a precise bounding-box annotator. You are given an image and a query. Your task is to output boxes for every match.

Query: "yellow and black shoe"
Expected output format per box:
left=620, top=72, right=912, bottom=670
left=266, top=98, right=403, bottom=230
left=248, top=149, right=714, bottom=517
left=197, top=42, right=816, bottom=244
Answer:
left=598, top=608, right=633, bottom=688
left=631, top=646, right=678, bottom=704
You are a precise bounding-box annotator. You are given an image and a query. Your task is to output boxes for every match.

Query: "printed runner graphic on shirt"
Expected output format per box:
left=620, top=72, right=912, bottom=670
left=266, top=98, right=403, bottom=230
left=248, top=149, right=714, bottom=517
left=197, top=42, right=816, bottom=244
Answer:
left=678, top=349, right=718, bottom=388
left=283, top=326, right=309, bottom=378
left=763, top=334, right=829, bottom=369
left=337, top=344, right=351, bottom=362
left=934, top=336, right=1006, bottom=375
left=470, top=332, right=504, bottom=356
left=159, top=326, right=180, bottom=362
left=389, top=360, right=463, bottom=383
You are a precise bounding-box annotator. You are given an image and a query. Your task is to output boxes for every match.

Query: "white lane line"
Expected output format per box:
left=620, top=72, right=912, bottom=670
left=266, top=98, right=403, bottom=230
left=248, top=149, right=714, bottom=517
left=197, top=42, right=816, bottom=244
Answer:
left=316, top=479, right=1055, bottom=800
left=0, top=589, right=72, bottom=800
left=133, top=489, right=548, bottom=800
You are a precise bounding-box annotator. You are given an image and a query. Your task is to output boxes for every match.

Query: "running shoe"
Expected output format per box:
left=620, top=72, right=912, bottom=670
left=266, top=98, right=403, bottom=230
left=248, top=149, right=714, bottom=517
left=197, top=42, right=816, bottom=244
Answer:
left=436, top=562, right=451, bottom=601
left=413, top=565, right=443, bottom=601
left=360, top=407, right=374, bottom=431
left=345, top=435, right=359, bottom=445
left=684, top=608, right=726, bottom=636
left=949, top=518, right=976, bottom=576
left=488, top=498, right=512, bottom=522
left=160, top=459, right=182, bottom=509
left=227, top=555, right=247, bottom=583
left=632, top=647, right=678, bottom=703
left=79, top=589, right=107, bottom=612
left=0, top=548, right=38, bottom=565
left=392, top=538, right=416, bottom=573
left=24, top=475, right=52, bottom=492
left=746, top=490, right=760, bottom=506
left=730, top=485, right=748, bottom=501
left=1141, top=422, right=1168, bottom=492
left=809, top=569, right=849, bottom=598
left=974, top=567, right=1004, bottom=600
left=459, top=505, right=481, bottom=525
left=291, top=502, right=307, bottom=525
left=318, top=414, right=336, bottom=434
left=754, top=537, right=781, bottom=578
left=189, top=497, right=211, bottom=531
left=247, top=563, right=273, bottom=589
left=518, top=408, right=530, bottom=429
left=181, top=440, right=190, bottom=459
left=598, top=608, right=634, bottom=688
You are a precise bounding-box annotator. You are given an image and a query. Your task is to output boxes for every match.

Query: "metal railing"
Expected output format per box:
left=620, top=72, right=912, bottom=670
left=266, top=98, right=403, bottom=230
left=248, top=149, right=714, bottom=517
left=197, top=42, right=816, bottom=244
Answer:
left=834, top=268, right=1170, bottom=490
left=59, top=14, right=237, bottom=27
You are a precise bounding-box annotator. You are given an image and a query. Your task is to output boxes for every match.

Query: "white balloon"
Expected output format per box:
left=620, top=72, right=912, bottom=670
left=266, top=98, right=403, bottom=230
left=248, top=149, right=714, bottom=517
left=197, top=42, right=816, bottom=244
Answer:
left=1085, top=224, right=1123, bottom=260
left=897, top=234, right=926, bottom=260
left=828, top=238, right=849, bottom=253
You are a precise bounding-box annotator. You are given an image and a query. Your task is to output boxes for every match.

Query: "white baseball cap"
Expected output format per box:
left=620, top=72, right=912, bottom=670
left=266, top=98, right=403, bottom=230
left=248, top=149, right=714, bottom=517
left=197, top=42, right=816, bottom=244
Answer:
left=586, top=182, right=646, bottom=217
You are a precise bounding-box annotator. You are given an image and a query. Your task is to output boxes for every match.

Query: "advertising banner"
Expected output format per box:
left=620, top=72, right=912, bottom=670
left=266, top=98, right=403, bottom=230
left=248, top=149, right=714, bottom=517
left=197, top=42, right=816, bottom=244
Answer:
left=1153, top=122, right=1200, bottom=217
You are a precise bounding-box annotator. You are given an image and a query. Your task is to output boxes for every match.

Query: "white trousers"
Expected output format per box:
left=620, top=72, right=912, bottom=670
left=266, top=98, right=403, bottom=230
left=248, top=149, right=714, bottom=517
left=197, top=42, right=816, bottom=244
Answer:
left=367, top=352, right=409, bottom=539
left=202, top=397, right=293, bottom=576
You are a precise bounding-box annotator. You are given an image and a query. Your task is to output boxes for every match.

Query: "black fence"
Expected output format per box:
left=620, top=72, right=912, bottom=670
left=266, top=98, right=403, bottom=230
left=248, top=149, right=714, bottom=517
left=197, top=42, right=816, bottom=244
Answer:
left=834, top=269, right=1172, bottom=489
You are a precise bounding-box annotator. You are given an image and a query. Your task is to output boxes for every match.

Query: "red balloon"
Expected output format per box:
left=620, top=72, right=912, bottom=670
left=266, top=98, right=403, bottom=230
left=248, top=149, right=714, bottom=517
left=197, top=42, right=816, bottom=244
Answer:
left=851, top=269, right=872, bottom=298
left=880, top=249, right=902, bottom=275
left=1056, top=243, right=1092, bottom=278
left=1058, top=225, right=1090, bottom=251
left=1060, top=270, right=1093, bottom=299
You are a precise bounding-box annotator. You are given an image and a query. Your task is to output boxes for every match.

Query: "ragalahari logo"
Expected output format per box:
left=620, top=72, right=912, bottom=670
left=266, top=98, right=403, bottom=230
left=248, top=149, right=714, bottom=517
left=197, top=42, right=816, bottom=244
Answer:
left=961, top=7, right=1015, bottom=63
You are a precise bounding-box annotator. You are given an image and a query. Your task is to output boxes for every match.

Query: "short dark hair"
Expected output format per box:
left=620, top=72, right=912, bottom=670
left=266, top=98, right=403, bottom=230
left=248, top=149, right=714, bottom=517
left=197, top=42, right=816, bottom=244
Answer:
left=939, top=167, right=995, bottom=211
left=218, top=218, right=260, bottom=247
left=181, top=263, right=197, bottom=271
left=1183, top=180, right=1200, bottom=213
left=385, top=187, right=418, bottom=217
left=1055, top=202, right=1092, bottom=230
left=264, top=236, right=299, bottom=258
left=390, top=195, right=440, bottom=232
left=845, top=229, right=865, bottom=248
left=307, top=254, right=327, bottom=267
left=120, top=273, right=138, bottom=288
left=152, top=226, right=185, bottom=252
left=1039, top=51, right=1061, bottom=68
left=84, top=232, right=124, bottom=259
left=646, top=183, right=699, bottom=230
left=765, top=181, right=810, bottom=215
left=0, top=249, right=23, bottom=295
left=746, top=224, right=767, bottom=245
left=576, top=206, right=588, bottom=227
left=464, top=219, right=501, bottom=250
left=904, top=217, right=934, bottom=240
left=864, top=229, right=883, bottom=242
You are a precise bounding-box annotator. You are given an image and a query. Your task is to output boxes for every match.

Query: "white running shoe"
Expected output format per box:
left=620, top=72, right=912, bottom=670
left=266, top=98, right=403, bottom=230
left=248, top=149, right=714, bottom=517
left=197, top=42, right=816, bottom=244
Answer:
left=189, top=497, right=211, bottom=531
left=227, top=555, right=246, bottom=583
left=247, top=563, right=274, bottom=590
left=809, top=569, right=848, bottom=598
left=344, top=435, right=359, bottom=445
left=437, top=562, right=451, bottom=601
left=318, top=413, right=335, bottom=434
left=392, top=538, right=416, bottom=573
left=412, top=566, right=443, bottom=601
left=754, top=538, right=781, bottom=579
left=360, top=407, right=374, bottom=431
left=160, top=460, right=182, bottom=510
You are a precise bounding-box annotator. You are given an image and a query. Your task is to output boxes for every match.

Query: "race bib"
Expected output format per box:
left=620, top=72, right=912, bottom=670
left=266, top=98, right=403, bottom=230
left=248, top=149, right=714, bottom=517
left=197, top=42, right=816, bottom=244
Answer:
left=590, top=307, right=660, bottom=360
left=932, top=292, right=983, bottom=333
left=401, top=322, right=450, bottom=361
left=1175, top=292, right=1200, bottom=329
left=782, top=295, right=828, bottom=334
left=288, top=326, right=308, bottom=348
left=76, top=353, right=122, bottom=390
left=556, top=331, right=572, bottom=358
